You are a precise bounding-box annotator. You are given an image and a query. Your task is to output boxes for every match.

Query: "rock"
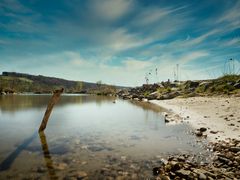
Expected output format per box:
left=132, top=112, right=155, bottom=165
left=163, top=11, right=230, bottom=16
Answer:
left=0, top=92, right=6, bottom=95
left=131, top=173, right=138, bottom=179
left=171, top=162, right=181, bottom=171
left=184, top=81, right=200, bottom=89
left=165, top=117, right=170, bottom=123
left=233, top=83, right=240, bottom=89
left=199, top=173, right=207, bottom=180
left=55, top=163, right=68, bottom=170
left=210, top=130, right=218, bottom=134
left=159, top=175, right=170, bottom=180
left=195, top=131, right=203, bottom=137
left=176, top=169, right=191, bottom=178
left=152, top=167, right=161, bottom=176
left=199, top=127, right=207, bottom=132
left=218, top=156, right=231, bottom=164
left=76, top=171, right=88, bottom=179
left=230, top=147, right=240, bottom=153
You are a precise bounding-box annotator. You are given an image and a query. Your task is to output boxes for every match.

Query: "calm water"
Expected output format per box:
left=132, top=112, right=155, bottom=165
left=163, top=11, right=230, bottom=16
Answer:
left=0, top=94, right=209, bottom=179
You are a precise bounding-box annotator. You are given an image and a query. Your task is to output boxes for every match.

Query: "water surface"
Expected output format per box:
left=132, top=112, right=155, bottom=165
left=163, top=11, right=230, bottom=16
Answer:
left=0, top=94, right=209, bottom=179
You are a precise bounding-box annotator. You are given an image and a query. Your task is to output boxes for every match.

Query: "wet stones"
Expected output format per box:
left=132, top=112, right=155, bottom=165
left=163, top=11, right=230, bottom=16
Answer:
left=76, top=171, right=88, bottom=179
left=195, top=131, right=203, bottom=137
left=153, top=139, right=240, bottom=179
left=198, top=172, right=207, bottom=180
left=199, top=127, right=207, bottom=132
left=55, top=162, right=68, bottom=170
left=175, top=169, right=191, bottom=178
left=210, top=130, right=218, bottom=134
left=230, top=147, right=240, bottom=153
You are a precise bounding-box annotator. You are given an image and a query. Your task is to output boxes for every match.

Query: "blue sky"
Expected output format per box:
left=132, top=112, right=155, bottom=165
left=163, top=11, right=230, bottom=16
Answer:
left=0, top=0, right=240, bottom=86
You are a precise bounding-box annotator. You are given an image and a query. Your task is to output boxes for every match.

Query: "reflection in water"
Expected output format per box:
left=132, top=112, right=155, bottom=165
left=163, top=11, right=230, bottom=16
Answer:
left=39, top=132, right=57, bottom=179
left=0, top=94, right=115, bottom=112
left=0, top=95, right=211, bottom=179
left=129, top=100, right=164, bottom=113
left=0, top=131, right=38, bottom=171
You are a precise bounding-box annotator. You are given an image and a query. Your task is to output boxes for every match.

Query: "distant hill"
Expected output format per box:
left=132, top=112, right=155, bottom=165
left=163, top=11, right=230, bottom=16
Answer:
left=0, top=72, right=123, bottom=94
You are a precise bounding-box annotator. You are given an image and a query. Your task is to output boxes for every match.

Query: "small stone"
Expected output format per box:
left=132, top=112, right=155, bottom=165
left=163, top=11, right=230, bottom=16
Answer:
left=218, top=156, right=231, bottom=164
left=210, top=130, right=218, bottom=134
left=55, top=163, right=68, bottom=170
left=159, top=175, right=170, bottom=180
left=195, top=131, right=203, bottom=137
left=116, top=176, right=125, bottom=180
left=121, top=156, right=127, bottom=161
left=131, top=173, right=138, bottom=179
left=199, top=127, right=207, bottom=132
left=199, top=173, right=207, bottom=180
left=76, top=171, right=88, bottom=179
left=81, top=161, right=87, bottom=165
left=230, top=147, right=240, bottom=153
left=171, top=163, right=181, bottom=171
left=165, top=117, right=170, bottom=123
left=176, top=169, right=191, bottom=178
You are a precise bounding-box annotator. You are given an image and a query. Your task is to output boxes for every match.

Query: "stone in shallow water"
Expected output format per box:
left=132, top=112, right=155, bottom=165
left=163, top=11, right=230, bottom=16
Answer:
left=55, top=162, right=68, bottom=170
left=25, top=145, right=41, bottom=152
left=50, top=145, right=69, bottom=155
left=76, top=171, right=88, bottom=179
left=87, top=144, right=113, bottom=152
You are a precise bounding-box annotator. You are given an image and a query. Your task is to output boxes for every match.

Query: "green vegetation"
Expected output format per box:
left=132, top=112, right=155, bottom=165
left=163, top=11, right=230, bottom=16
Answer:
left=157, top=87, right=171, bottom=94
left=0, top=72, right=119, bottom=95
left=144, top=91, right=150, bottom=97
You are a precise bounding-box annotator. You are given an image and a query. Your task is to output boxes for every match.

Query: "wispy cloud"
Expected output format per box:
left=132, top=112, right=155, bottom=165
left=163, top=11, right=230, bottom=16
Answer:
left=0, top=0, right=239, bottom=86
left=217, top=1, right=240, bottom=30
left=123, top=58, right=153, bottom=71
left=89, top=0, right=134, bottom=21
left=178, top=51, right=209, bottom=64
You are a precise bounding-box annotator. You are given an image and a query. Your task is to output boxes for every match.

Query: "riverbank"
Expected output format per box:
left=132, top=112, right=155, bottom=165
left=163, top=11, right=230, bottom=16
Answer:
left=151, top=96, right=240, bottom=143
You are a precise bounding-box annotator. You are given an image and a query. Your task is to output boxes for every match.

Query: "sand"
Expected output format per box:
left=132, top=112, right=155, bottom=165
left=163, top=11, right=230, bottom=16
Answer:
left=151, top=97, right=240, bottom=142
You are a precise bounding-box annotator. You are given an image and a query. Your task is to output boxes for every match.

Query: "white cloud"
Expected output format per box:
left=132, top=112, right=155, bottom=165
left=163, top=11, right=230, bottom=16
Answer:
left=223, top=37, right=240, bottom=47
left=107, top=28, right=151, bottom=51
left=89, top=0, right=134, bottom=21
left=216, top=1, right=240, bottom=30
left=133, top=5, right=188, bottom=27
left=122, top=58, right=153, bottom=71
left=64, top=51, right=94, bottom=67
left=177, top=51, right=209, bottom=64
left=134, top=7, right=172, bottom=26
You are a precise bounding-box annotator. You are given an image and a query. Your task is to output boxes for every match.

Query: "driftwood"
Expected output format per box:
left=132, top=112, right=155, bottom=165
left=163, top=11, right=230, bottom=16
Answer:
left=39, top=88, right=64, bottom=132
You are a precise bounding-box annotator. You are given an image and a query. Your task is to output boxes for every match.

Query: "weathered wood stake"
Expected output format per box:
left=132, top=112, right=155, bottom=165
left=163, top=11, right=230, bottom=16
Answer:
left=38, top=88, right=64, bottom=132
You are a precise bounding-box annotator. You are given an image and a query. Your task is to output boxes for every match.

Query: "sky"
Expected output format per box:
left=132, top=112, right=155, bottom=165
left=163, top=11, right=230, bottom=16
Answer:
left=0, top=0, right=240, bottom=86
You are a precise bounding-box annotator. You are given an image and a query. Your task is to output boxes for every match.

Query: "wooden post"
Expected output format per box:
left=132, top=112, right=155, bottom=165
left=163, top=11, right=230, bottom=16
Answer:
left=39, top=131, right=57, bottom=179
left=38, top=88, right=64, bottom=132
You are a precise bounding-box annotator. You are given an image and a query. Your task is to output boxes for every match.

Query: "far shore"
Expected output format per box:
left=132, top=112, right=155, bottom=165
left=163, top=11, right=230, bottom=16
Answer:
left=151, top=97, right=240, bottom=143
